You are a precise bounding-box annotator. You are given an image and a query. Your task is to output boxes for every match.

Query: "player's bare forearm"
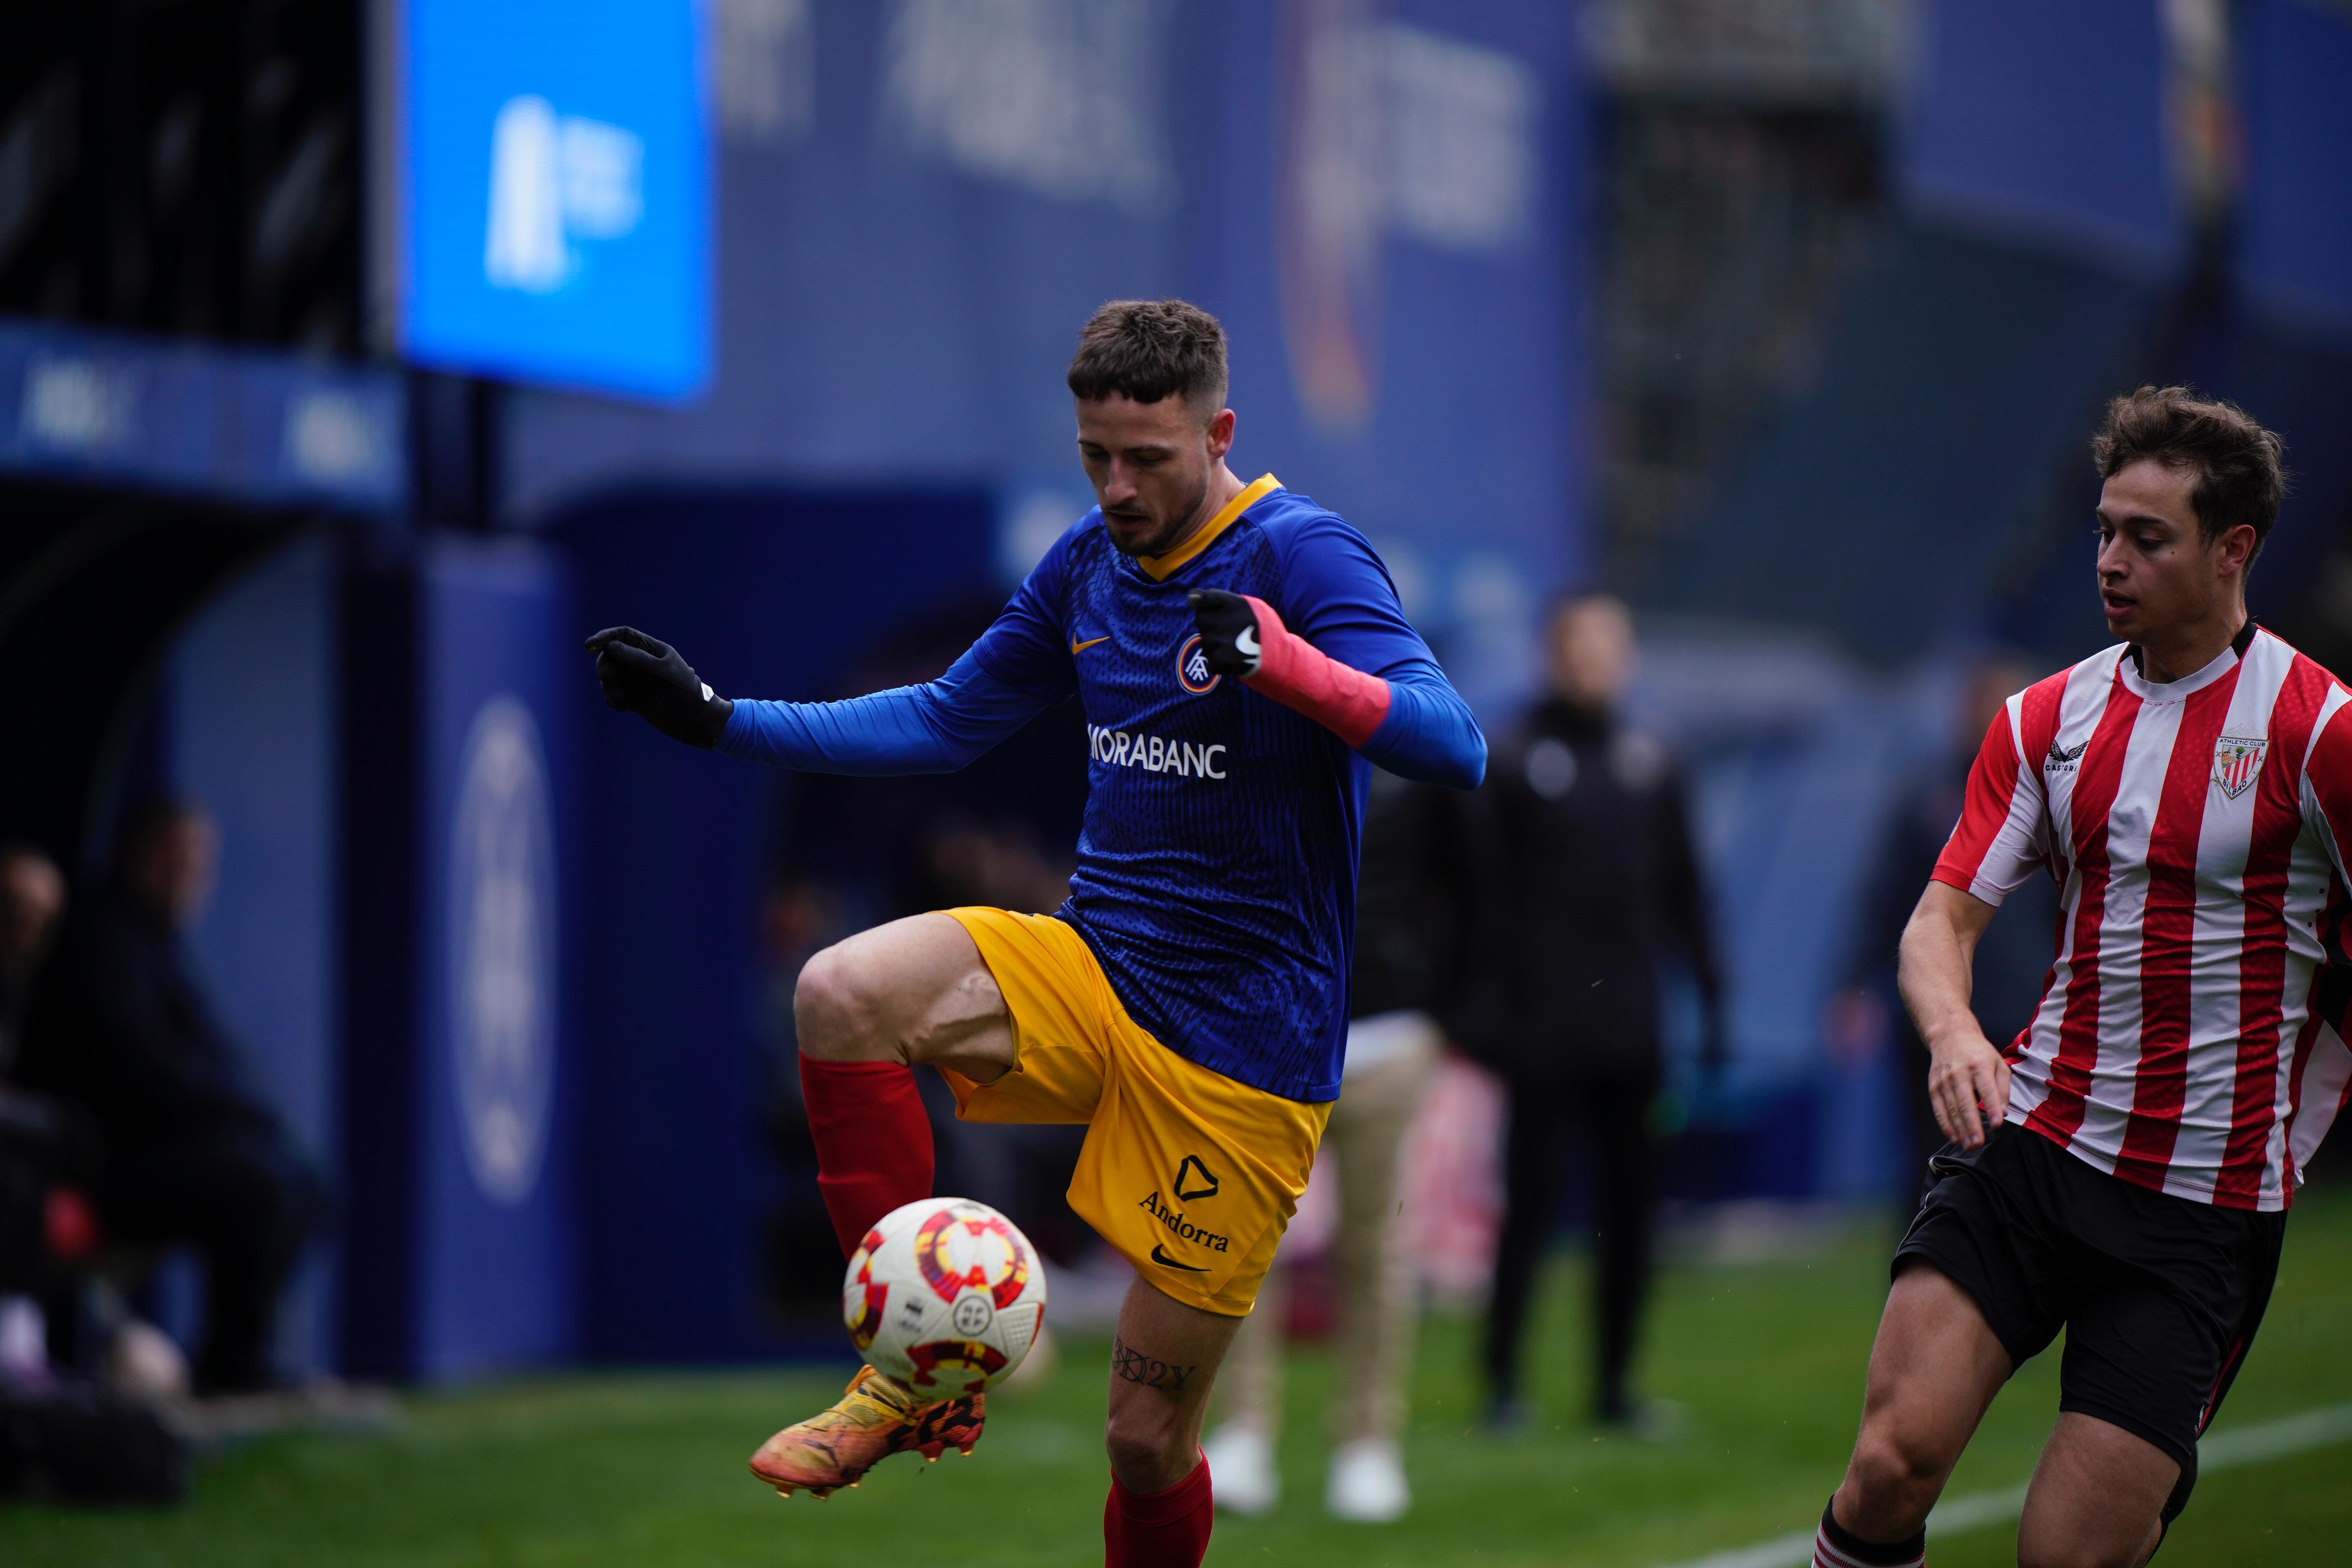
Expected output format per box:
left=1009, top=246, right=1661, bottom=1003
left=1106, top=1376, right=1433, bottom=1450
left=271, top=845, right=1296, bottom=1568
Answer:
left=1898, top=881, right=2010, bottom=1149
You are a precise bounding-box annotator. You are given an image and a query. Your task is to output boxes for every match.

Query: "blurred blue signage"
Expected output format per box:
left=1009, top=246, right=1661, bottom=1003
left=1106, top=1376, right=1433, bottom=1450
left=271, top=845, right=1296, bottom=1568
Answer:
left=0, top=317, right=407, bottom=512
left=398, top=0, right=711, bottom=401
left=447, top=695, right=559, bottom=1207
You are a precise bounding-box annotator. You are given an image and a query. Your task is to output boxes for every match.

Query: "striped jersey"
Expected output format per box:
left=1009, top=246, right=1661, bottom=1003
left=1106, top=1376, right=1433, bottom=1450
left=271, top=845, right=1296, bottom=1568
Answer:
left=1933, top=623, right=2352, bottom=1212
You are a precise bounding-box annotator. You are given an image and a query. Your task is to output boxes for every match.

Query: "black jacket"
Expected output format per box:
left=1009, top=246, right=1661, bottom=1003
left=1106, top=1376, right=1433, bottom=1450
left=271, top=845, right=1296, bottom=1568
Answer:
left=1348, top=770, right=1475, bottom=1023
left=1469, top=698, right=1722, bottom=1079
left=15, top=888, right=280, bottom=1145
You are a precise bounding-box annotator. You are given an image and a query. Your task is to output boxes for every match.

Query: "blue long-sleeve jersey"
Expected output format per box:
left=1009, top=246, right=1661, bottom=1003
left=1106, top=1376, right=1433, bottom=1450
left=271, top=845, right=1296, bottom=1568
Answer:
left=720, top=476, right=1485, bottom=1101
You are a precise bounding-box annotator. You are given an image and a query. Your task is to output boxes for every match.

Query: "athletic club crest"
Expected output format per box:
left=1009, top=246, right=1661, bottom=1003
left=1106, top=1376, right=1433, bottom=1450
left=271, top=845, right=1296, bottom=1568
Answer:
left=2213, top=735, right=2269, bottom=800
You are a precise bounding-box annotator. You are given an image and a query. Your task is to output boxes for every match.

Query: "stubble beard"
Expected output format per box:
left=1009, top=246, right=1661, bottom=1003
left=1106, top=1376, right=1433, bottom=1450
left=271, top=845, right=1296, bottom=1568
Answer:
left=1108, top=469, right=1213, bottom=559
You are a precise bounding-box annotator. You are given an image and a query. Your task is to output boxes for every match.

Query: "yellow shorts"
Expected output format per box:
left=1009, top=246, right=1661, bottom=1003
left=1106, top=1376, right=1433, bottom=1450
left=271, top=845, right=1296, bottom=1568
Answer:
left=938, top=907, right=1329, bottom=1316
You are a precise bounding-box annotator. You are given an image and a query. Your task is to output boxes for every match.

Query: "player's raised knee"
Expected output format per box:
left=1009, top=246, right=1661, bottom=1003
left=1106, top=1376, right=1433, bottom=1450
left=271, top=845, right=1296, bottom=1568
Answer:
left=793, top=940, right=891, bottom=1061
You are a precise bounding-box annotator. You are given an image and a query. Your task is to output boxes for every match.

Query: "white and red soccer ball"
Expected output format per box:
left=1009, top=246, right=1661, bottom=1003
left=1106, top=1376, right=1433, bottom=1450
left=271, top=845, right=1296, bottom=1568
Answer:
left=844, top=1197, right=1048, bottom=1397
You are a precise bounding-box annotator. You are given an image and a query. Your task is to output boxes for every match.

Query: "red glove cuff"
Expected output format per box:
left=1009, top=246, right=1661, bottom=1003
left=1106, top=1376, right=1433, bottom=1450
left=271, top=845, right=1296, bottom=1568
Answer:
left=1238, top=594, right=1391, bottom=748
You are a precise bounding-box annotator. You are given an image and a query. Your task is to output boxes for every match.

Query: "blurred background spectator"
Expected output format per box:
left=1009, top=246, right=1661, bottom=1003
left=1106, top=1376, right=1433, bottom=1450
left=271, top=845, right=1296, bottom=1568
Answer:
left=0, top=842, right=193, bottom=1504
left=1203, top=773, right=1474, bottom=1523
left=1472, top=594, right=1724, bottom=1434
left=0, top=842, right=97, bottom=1376
left=1829, top=655, right=2063, bottom=1201
left=1, top=846, right=77, bottom=1321
left=0, top=847, right=66, bottom=1074
left=15, top=798, right=326, bottom=1397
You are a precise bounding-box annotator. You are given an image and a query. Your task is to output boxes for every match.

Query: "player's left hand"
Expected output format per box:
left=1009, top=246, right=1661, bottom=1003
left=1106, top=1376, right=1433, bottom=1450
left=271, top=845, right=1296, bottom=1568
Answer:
left=1186, top=589, right=1263, bottom=678
left=584, top=625, right=733, bottom=749
left=1925, top=1027, right=2011, bottom=1150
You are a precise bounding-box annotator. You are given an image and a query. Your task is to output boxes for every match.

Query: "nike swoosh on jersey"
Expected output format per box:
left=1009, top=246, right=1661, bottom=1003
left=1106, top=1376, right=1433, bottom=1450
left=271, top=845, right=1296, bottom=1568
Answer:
left=1148, top=1244, right=1208, bottom=1272
left=1070, top=635, right=1112, bottom=654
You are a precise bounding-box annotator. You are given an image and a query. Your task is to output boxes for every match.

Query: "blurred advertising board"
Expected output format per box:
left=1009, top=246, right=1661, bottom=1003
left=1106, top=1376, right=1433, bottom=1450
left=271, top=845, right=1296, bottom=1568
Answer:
left=342, top=540, right=582, bottom=1379
left=376, top=0, right=713, bottom=400
left=0, top=318, right=406, bottom=514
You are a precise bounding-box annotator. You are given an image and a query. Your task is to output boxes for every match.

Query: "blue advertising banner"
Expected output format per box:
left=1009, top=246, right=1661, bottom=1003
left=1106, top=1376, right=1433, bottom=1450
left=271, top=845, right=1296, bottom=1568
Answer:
left=410, top=541, right=580, bottom=1376
left=398, top=0, right=711, bottom=400
left=505, top=0, right=1180, bottom=504
left=342, top=538, right=580, bottom=1381
left=0, top=317, right=407, bottom=512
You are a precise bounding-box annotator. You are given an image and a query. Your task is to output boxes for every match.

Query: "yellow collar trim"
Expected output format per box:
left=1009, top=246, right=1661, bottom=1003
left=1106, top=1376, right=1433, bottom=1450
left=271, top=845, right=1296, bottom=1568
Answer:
left=1138, top=473, right=1282, bottom=581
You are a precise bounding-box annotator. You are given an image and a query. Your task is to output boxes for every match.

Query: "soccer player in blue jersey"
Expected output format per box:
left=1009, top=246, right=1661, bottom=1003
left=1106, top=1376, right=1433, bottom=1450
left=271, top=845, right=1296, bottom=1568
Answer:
left=585, top=299, right=1483, bottom=1568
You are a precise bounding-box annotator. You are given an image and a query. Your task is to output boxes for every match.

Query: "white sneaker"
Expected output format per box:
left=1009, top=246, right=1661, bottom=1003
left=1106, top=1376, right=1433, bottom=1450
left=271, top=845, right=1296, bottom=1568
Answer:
left=1326, top=1438, right=1408, bottom=1523
left=1201, top=1423, right=1279, bottom=1516
left=107, top=1319, right=190, bottom=1402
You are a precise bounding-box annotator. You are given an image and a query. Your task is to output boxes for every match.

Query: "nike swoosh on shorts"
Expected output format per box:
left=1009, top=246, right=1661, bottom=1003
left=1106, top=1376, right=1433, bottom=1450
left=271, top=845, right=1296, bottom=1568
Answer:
left=1149, top=1244, right=1208, bottom=1272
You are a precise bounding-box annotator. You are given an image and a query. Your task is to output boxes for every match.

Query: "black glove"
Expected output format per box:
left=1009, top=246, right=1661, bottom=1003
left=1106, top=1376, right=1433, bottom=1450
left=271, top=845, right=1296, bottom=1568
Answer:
left=583, top=626, right=733, bottom=749
left=1185, top=589, right=1263, bottom=678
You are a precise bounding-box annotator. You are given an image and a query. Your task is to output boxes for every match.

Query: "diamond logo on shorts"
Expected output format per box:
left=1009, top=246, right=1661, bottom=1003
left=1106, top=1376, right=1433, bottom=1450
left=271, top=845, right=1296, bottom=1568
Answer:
left=1173, top=1155, right=1220, bottom=1203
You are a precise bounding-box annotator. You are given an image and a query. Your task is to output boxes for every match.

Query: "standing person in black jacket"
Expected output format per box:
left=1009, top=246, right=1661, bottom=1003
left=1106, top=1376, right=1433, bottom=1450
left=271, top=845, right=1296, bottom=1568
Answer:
left=16, top=798, right=326, bottom=1395
left=1, top=845, right=76, bottom=1302
left=0, top=848, right=66, bottom=1076
left=1476, top=594, right=1724, bottom=1430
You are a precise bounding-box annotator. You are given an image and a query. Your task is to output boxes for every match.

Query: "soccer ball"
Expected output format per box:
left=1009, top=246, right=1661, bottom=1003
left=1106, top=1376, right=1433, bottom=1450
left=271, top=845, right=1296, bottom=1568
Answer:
left=844, top=1197, right=1048, bottom=1397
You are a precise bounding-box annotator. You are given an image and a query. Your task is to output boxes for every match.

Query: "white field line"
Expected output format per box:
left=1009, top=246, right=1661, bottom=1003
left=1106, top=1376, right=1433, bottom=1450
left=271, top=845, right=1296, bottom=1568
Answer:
left=1654, top=1402, right=2352, bottom=1568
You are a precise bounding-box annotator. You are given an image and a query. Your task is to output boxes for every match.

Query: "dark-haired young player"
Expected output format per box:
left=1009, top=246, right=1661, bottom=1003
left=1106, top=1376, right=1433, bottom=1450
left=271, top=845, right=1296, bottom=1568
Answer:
left=587, top=299, right=1484, bottom=1568
left=1810, top=387, right=2352, bottom=1568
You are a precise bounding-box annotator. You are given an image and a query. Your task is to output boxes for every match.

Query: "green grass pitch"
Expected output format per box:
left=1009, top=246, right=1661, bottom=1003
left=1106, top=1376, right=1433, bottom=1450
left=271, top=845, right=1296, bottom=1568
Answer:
left=7, top=1186, right=2347, bottom=1567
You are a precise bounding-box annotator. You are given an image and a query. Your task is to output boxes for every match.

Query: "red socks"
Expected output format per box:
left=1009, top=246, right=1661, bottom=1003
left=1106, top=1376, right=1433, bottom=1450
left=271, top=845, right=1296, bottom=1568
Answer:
left=798, top=1057, right=935, bottom=1257
left=1105, top=1457, right=1213, bottom=1568
left=806, top=1053, right=1211, bottom=1568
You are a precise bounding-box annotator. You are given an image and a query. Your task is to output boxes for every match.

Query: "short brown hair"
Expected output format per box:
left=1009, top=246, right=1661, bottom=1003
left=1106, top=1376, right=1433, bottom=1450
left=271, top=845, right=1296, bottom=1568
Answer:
left=1066, top=299, right=1228, bottom=415
left=2092, top=386, right=2287, bottom=560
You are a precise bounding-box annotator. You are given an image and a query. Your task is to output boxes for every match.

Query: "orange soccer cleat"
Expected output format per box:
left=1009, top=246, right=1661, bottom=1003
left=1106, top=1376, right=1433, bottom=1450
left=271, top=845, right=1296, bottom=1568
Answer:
left=747, top=1365, right=985, bottom=1499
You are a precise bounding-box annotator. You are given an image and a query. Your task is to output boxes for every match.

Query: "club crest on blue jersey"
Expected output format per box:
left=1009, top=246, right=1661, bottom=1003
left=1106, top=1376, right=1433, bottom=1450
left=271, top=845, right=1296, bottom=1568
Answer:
left=1176, top=633, right=1220, bottom=695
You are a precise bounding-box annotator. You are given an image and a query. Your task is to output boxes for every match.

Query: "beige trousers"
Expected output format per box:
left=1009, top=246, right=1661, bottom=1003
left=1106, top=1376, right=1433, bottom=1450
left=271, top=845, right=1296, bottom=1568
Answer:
left=1217, top=1015, right=1440, bottom=1442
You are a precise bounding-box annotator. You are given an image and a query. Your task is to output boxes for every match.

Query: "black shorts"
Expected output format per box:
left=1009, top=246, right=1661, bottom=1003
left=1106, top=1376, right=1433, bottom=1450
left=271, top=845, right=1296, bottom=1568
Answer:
left=1893, top=1125, right=2286, bottom=1520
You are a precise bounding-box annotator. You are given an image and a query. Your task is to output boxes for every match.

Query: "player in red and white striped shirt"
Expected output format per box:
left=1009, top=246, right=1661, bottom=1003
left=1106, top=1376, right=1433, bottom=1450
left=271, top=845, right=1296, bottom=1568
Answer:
left=1810, top=388, right=2350, bottom=1568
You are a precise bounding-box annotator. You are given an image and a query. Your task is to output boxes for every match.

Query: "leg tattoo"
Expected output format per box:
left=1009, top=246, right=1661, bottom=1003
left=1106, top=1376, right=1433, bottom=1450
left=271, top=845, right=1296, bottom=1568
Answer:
left=1111, top=1335, right=1197, bottom=1392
